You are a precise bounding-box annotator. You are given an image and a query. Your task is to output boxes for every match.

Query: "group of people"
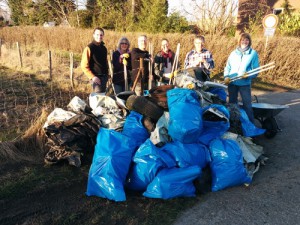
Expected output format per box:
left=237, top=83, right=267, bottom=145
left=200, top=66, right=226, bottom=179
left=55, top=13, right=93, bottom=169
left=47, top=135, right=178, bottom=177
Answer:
left=81, top=27, right=260, bottom=123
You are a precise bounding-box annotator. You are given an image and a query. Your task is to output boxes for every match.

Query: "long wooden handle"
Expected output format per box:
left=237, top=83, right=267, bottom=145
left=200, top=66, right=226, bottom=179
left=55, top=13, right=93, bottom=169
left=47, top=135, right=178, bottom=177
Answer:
left=131, top=58, right=144, bottom=92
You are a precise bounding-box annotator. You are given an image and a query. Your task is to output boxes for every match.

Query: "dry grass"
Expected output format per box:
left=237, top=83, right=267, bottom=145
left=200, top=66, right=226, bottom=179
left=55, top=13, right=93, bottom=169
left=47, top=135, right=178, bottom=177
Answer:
left=0, top=26, right=299, bottom=147
left=1, top=26, right=299, bottom=90
left=0, top=105, right=48, bottom=163
left=0, top=26, right=298, bottom=225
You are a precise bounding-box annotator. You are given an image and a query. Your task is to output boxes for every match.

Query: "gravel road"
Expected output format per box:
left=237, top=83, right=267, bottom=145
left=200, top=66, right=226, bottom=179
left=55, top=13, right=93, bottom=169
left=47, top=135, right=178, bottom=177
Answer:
left=174, top=90, right=300, bottom=225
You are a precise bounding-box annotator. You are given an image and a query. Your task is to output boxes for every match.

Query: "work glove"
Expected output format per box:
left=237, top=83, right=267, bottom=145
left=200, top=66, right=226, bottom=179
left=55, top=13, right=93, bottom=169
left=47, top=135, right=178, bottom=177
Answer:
left=224, top=77, right=230, bottom=85
left=242, top=72, right=249, bottom=79
left=122, top=58, right=128, bottom=66
left=187, top=83, right=195, bottom=89
left=169, top=70, right=178, bottom=80
left=92, top=76, right=101, bottom=85
left=122, top=53, right=129, bottom=58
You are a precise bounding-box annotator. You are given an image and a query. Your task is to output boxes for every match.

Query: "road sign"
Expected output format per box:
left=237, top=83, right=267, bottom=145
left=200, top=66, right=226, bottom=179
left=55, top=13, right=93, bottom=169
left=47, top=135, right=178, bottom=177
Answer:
left=262, top=14, right=278, bottom=29
left=264, top=27, right=276, bottom=37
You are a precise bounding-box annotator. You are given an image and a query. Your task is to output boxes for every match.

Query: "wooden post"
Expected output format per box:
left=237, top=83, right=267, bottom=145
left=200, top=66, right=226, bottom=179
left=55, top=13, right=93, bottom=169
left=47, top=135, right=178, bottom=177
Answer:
left=48, top=50, right=52, bottom=80
left=16, top=42, right=23, bottom=67
left=69, top=52, right=74, bottom=88
left=0, top=39, right=2, bottom=57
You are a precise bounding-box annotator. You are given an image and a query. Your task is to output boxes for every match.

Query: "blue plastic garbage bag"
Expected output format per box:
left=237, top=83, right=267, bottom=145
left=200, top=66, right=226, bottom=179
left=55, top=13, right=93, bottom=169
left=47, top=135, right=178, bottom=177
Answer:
left=239, top=109, right=265, bottom=137
left=207, top=87, right=227, bottom=102
left=161, top=141, right=210, bottom=169
left=167, top=88, right=203, bottom=143
left=143, top=166, right=201, bottom=199
left=198, top=104, right=230, bottom=145
left=209, top=138, right=252, bottom=192
left=122, top=111, right=149, bottom=147
left=126, top=139, right=176, bottom=191
left=86, top=128, right=137, bottom=201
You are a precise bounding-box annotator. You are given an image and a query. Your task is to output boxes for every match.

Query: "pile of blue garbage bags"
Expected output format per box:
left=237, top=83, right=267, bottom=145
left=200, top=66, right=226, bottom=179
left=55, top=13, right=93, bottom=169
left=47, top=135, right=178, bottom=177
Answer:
left=86, top=88, right=265, bottom=201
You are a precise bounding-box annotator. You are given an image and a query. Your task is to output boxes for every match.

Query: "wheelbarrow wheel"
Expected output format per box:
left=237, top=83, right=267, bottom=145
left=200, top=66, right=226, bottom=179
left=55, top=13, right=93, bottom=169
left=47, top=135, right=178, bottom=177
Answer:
left=262, top=117, right=278, bottom=138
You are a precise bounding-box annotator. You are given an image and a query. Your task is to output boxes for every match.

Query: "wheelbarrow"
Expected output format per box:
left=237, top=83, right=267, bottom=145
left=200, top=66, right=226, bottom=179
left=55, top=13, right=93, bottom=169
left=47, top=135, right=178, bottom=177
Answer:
left=252, top=101, right=289, bottom=138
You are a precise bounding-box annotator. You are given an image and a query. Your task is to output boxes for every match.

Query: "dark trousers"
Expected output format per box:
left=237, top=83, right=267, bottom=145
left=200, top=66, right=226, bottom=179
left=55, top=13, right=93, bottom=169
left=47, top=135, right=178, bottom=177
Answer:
left=228, top=84, right=254, bottom=123
left=92, top=76, right=108, bottom=93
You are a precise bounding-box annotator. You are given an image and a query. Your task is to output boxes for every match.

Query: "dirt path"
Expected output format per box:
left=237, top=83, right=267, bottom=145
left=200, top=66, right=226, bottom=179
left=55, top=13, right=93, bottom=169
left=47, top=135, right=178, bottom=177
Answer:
left=174, top=90, right=300, bottom=225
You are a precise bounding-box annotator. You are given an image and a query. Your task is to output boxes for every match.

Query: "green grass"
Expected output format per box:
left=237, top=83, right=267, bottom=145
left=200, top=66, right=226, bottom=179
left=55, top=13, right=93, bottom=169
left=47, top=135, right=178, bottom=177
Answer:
left=0, top=167, right=46, bottom=199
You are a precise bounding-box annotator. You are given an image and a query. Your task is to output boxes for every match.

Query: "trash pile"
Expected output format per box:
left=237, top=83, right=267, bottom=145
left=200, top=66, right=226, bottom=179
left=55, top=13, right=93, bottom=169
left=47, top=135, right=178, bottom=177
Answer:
left=43, top=70, right=266, bottom=201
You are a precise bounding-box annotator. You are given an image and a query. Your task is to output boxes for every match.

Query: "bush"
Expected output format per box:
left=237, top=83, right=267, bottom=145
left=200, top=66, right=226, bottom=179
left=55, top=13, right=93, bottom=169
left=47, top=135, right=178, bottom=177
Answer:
left=278, top=11, right=300, bottom=36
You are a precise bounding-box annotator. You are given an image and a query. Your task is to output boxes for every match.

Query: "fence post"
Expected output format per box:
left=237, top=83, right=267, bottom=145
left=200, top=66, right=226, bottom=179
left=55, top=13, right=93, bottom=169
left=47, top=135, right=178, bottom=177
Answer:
left=16, top=42, right=23, bottom=67
left=48, top=50, right=52, bottom=80
left=70, top=52, right=74, bottom=88
left=0, top=38, right=2, bottom=57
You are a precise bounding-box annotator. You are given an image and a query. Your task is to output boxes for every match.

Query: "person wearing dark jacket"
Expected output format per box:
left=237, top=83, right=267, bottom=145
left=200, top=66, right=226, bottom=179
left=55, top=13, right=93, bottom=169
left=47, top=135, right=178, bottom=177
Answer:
left=131, top=35, right=151, bottom=95
left=154, top=38, right=176, bottom=85
left=81, top=27, right=108, bottom=94
left=112, top=37, right=131, bottom=94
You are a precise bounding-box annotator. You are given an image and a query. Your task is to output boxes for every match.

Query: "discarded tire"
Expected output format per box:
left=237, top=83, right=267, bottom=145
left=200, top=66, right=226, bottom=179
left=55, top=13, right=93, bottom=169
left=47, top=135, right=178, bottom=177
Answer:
left=148, top=85, right=175, bottom=109
left=126, top=95, right=164, bottom=121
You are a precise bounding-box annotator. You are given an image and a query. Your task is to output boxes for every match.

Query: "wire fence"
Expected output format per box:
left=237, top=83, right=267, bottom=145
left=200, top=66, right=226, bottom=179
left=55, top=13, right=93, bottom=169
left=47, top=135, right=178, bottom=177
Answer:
left=0, top=70, right=89, bottom=141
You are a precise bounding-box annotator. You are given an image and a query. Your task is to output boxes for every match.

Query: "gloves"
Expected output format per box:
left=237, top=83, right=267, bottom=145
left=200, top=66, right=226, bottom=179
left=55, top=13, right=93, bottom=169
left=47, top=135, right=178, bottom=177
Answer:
left=92, top=76, right=101, bottom=85
left=187, top=83, right=195, bottom=89
left=169, top=70, right=178, bottom=80
left=224, top=77, right=230, bottom=85
left=242, top=72, right=249, bottom=79
left=122, top=53, right=129, bottom=58
left=122, top=58, right=127, bottom=66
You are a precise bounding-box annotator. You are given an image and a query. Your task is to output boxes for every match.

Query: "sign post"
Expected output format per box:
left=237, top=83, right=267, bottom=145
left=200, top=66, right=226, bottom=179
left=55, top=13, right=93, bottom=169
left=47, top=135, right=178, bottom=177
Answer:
left=262, top=14, right=278, bottom=51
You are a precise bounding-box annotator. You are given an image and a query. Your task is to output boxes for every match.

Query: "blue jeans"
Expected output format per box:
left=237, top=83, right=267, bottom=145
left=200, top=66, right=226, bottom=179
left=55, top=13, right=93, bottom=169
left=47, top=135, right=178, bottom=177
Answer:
left=228, top=84, right=254, bottom=123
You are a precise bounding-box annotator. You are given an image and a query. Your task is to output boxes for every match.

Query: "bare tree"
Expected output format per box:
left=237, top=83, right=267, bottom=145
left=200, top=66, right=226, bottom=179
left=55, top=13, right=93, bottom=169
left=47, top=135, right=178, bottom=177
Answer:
left=0, top=0, right=10, bottom=20
left=178, top=0, right=238, bottom=35
left=42, top=0, right=76, bottom=26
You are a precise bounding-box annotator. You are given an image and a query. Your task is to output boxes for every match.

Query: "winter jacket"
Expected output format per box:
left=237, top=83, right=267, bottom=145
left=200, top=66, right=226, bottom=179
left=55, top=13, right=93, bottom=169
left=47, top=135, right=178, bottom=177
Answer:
left=131, top=48, right=150, bottom=85
left=81, top=41, right=108, bottom=80
left=112, top=50, right=132, bottom=85
left=154, top=50, right=176, bottom=81
left=224, top=47, right=260, bottom=86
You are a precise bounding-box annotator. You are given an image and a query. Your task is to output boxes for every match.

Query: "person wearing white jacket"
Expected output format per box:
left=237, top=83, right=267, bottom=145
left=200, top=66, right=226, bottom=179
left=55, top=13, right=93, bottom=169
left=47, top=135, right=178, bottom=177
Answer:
left=224, top=33, right=260, bottom=123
